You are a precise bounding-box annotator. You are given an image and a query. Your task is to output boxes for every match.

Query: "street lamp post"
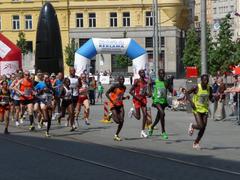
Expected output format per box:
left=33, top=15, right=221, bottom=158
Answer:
left=153, top=0, right=159, bottom=78
left=201, top=0, right=207, bottom=74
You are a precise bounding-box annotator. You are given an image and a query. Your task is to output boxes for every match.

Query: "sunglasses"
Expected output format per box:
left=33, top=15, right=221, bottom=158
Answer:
left=24, top=74, right=30, bottom=76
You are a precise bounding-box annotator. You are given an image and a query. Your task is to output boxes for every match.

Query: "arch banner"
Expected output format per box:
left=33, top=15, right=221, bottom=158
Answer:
left=74, top=38, right=147, bottom=78
left=0, top=33, right=22, bottom=75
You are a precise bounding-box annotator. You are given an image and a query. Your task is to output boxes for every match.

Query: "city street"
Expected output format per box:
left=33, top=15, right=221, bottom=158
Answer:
left=0, top=96, right=240, bottom=180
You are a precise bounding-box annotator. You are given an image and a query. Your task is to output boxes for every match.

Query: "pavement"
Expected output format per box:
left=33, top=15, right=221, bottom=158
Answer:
left=0, top=94, right=240, bottom=180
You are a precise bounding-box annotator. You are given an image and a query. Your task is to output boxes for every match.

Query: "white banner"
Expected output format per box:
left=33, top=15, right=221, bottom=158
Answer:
left=0, top=40, right=11, bottom=59
left=93, top=38, right=131, bottom=55
left=74, top=53, right=89, bottom=76
left=100, top=76, right=110, bottom=84
left=0, top=61, right=19, bottom=75
left=124, top=77, right=131, bottom=85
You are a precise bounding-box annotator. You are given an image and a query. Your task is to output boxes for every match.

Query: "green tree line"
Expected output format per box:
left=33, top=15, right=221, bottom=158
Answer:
left=183, top=13, right=240, bottom=76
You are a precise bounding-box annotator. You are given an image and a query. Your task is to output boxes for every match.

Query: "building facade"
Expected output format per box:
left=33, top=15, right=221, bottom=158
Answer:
left=0, top=0, right=191, bottom=77
left=194, top=0, right=213, bottom=28
left=211, top=0, right=238, bottom=41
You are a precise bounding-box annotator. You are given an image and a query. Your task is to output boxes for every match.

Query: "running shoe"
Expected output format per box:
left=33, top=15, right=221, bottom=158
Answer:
left=29, top=125, right=35, bottom=131
left=4, top=128, right=10, bottom=135
left=128, top=107, right=134, bottom=118
left=85, top=119, right=90, bottom=125
left=72, top=124, right=77, bottom=130
left=140, top=130, right=148, bottom=138
left=70, top=127, right=76, bottom=132
left=148, top=127, right=154, bottom=136
left=193, top=143, right=201, bottom=150
left=188, top=123, right=194, bottom=136
left=162, top=132, right=168, bottom=140
left=45, top=132, right=51, bottom=137
left=15, top=121, right=20, bottom=127
left=43, top=122, right=48, bottom=127
left=113, top=135, right=122, bottom=141
left=65, top=121, right=69, bottom=127
left=37, top=122, right=42, bottom=129
left=19, top=118, right=24, bottom=124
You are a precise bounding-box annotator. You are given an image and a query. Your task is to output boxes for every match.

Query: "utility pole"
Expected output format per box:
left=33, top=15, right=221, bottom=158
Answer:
left=153, top=0, right=159, bottom=78
left=201, top=0, right=207, bottom=74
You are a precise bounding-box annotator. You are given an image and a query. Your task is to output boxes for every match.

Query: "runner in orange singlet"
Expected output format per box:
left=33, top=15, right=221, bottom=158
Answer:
left=13, top=70, right=35, bottom=131
left=106, top=76, right=129, bottom=141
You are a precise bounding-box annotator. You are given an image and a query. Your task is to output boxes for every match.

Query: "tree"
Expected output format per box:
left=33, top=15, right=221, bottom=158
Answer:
left=114, top=54, right=132, bottom=68
left=211, top=13, right=235, bottom=75
left=65, top=39, right=77, bottom=67
left=183, top=26, right=201, bottom=69
left=16, top=31, right=28, bottom=55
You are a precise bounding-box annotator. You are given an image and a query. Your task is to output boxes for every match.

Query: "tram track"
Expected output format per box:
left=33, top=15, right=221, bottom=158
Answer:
left=2, top=123, right=240, bottom=178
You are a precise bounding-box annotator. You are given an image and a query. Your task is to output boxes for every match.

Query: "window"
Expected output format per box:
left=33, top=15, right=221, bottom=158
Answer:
left=123, top=12, right=130, bottom=27
left=79, top=38, right=89, bottom=47
left=145, top=11, right=153, bottom=26
left=25, top=15, right=32, bottom=30
left=76, top=13, right=83, bottom=28
left=145, top=37, right=153, bottom=48
left=12, top=15, right=20, bottom=30
left=213, top=8, right=217, bottom=14
left=161, top=37, right=165, bottom=48
left=110, top=12, right=117, bottom=27
left=0, top=16, right=1, bottom=30
left=89, top=13, right=96, bottom=28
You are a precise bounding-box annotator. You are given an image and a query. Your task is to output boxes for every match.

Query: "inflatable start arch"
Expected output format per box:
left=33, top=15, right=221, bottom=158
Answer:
left=74, top=38, right=147, bottom=77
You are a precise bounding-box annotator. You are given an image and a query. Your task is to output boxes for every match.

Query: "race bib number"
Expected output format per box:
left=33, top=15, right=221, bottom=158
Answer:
left=157, top=88, right=166, bottom=98
left=24, top=88, right=32, bottom=96
left=140, top=87, right=147, bottom=96
left=199, top=94, right=208, bottom=105
left=46, top=93, right=53, bottom=105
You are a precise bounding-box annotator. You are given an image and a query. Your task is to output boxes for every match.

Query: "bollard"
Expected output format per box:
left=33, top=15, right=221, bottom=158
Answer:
left=100, top=101, right=112, bottom=123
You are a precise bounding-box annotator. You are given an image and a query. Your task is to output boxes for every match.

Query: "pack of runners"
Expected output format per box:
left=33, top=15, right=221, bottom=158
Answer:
left=0, top=67, right=213, bottom=150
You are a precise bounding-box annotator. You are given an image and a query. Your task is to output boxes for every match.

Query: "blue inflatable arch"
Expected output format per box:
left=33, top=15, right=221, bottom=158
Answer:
left=74, top=38, right=148, bottom=77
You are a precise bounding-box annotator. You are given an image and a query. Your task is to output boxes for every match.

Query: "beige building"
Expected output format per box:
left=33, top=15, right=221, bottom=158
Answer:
left=194, top=0, right=213, bottom=28
left=0, top=0, right=191, bottom=77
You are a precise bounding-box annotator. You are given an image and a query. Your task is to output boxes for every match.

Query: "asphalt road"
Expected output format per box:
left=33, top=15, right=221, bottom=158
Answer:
left=0, top=95, right=240, bottom=180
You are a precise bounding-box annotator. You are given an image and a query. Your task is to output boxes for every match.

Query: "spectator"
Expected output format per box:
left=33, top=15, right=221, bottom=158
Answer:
left=214, top=77, right=226, bottom=121
left=89, top=76, right=97, bottom=105
left=96, top=81, right=104, bottom=104
left=209, top=77, right=219, bottom=120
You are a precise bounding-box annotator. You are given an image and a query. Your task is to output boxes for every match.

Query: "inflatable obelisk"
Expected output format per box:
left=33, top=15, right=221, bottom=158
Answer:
left=35, top=2, right=63, bottom=73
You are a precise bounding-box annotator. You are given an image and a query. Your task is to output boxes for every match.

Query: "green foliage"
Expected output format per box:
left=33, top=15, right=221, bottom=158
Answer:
left=183, top=26, right=200, bottom=69
left=113, top=54, right=132, bottom=68
left=210, top=13, right=235, bottom=75
left=65, top=39, right=77, bottom=67
left=16, top=31, right=28, bottom=55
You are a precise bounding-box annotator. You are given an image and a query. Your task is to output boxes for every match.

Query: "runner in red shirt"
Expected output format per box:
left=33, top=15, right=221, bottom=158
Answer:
left=129, top=69, right=151, bottom=138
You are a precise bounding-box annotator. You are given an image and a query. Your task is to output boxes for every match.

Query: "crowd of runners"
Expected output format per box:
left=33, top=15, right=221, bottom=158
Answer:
left=0, top=67, right=214, bottom=149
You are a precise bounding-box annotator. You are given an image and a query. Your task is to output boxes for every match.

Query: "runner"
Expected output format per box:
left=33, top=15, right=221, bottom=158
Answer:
left=148, top=69, right=172, bottom=140
left=13, top=70, right=35, bottom=131
left=57, top=78, right=75, bottom=131
left=0, top=80, right=11, bottom=134
left=33, top=73, right=43, bottom=129
left=52, top=72, right=63, bottom=120
left=106, top=76, right=129, bottom=141
left=9, top=72, right=23, bottom=126
left=186, top=74, right=214, bottom=149
left=129, top=69, right=151, bottom=138
left=35, top=73, right=54, bottom=137
left=75, top=74, right=90, bottom=125
left=68, top=67, right=80, bottom=127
